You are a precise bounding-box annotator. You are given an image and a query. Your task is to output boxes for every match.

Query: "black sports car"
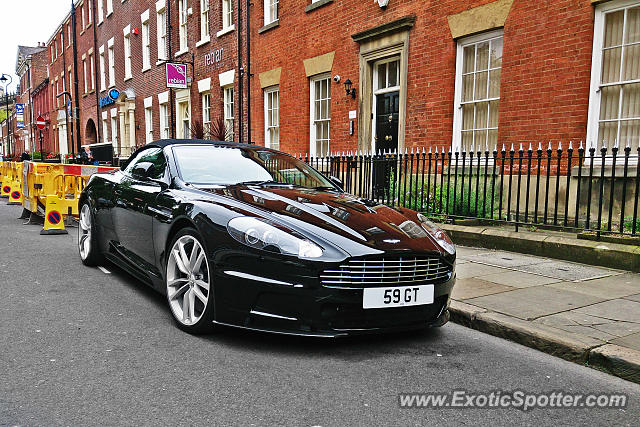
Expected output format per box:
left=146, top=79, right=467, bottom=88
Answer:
left=78, top=140, right=456, bottom=336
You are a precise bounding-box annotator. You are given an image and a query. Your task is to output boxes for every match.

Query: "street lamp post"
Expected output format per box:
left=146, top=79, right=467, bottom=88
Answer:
left=0, top=73, right=13, bottom=157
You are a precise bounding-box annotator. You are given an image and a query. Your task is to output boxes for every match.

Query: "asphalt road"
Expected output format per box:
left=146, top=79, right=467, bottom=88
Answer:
left=1, top=203, right=639, bottom=426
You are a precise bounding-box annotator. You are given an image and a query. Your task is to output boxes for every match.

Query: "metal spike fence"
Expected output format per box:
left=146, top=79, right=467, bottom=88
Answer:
left=298, top=143, right=640, bottom=237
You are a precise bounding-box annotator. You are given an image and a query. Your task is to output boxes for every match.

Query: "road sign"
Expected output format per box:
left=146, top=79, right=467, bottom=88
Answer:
left=36, top=116, right=46, bottom=130
left=16, top=104, right=24, bottom=129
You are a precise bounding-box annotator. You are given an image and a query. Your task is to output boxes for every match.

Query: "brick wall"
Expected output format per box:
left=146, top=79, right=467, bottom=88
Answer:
left=249, top=0, right=595, bottom=155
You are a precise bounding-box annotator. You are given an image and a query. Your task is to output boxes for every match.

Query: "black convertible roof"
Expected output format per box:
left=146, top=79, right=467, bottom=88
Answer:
left=146, top=139, right=265, bottom=151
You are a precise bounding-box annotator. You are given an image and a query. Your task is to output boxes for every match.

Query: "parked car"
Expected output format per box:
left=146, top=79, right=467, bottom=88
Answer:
left=77, top=139, right=456, bottom=336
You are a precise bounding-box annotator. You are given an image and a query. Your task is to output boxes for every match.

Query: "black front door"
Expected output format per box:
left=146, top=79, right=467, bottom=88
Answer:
left=375, top=91, right=399, bottom=153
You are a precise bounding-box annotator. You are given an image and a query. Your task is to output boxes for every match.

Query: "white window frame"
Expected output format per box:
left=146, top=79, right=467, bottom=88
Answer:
left=202, top=92, right=211, bottom=129
left=141, top=10, right=151, bottom=71
left=264, top=86, right=279, bottom=150
left=309, top=74, right=331, bottom=158
left=99, top=45, right=106, bottom=91
left=82, top=57, right=88, bottom=94
left=264, top=0, right=278, bottom=26
left=82, top=5, right=86, bottom=30
left=102, top=111, right=109, bottom=143
left=144, top=97, right=154, bottom=144
left=223, top=86, right=234, bottom=141
left=107, top=38, right=115, bottom=88
left=110, top=108, right=119, bottom=147
left=123, top=26, right=132, bottom=80
left=88, top=0, right=92, bottom=24
left=222, top=0, right=233, bottom=31
left=587, top=0, right=640, bottom=152
left=452, top=29, right=503, bottom=153
left=106, top=0, right=113, bottom=16
left=160, top=103, right=170, bottom=139
left=98, top=0, right=104, bottom=24
left=178, top=0, right=188, bottom=54
left=156, top=2, right=168, bottom=61
left=200, top=0, right=210, bottom=42
left=89, top=52, right=95, bottom=91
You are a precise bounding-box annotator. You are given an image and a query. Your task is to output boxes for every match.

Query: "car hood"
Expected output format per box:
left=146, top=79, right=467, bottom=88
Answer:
left=200, top=185, right=444, bottom=256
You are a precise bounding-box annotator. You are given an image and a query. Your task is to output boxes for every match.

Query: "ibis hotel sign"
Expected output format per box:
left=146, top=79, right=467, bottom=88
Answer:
left=166, top=63, right=188, bottom=89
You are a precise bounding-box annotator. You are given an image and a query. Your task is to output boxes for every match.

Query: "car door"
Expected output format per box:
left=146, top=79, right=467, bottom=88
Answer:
left=112, top=147, right=168, bottom=273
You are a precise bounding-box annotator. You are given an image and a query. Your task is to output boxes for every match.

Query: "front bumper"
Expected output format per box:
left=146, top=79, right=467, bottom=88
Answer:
left=212, top=253, right=456, bottom=337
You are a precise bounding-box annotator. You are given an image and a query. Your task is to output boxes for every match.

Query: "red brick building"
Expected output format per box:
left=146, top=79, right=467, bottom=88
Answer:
left=248, top=0, right=637, bottom=157
left=44, top=0, right=245, bottom=163
left=15, top=45, right=49, bottom=156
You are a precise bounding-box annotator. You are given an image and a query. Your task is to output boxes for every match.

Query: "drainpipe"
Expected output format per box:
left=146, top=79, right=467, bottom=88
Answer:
left=246, top=0, right=251, bottom=143
left=237, top=0, right=243, bottom=143
left=71, top=1, right=82, bottom=153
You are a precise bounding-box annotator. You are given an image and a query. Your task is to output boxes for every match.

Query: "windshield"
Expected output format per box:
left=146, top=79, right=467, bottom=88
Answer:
left=172, top=145, right=336, bottom=189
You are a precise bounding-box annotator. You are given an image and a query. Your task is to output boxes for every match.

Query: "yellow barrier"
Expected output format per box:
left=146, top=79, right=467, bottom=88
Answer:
left=0, top=162, right=24, bottom=204
left=18, top=162, right=118, bottom=235
left=0, top=162, right=11, bottom=197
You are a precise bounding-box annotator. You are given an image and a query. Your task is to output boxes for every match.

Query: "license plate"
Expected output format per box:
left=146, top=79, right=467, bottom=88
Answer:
left=363, top=285, right=434, bottom=309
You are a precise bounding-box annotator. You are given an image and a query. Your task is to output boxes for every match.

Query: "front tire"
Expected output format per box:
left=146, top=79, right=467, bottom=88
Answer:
left=166, top=228, right=214, bottom=334
left=78, top=202, right=103, bottom=266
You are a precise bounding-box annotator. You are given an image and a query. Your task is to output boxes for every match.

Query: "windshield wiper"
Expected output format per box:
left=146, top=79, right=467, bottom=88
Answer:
left=234, top=180, right=292, bottom=186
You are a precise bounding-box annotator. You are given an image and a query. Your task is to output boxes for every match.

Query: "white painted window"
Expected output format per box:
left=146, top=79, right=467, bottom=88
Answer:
left=200, top=0, right=209, bottom=40
left=82, top=5, right=86, bottom=30
left=99, top=45, right=106, bottom=91
left=202, top=93, right=211, bottom=129
left=222, top=0, right=233, bottom=30
left=224, top=86, right=234, bottom=141
left=142, top=13, right=151, bottom=70
left=264, top=87, right=279, bottom=150
left=102, top=113, right=109, bottom=142
left=123, top=30, right=132, bottom=80
left=264, top=0, right=278, bottom=25
left=178, top=101, right=190, bottom=138
left=157, top=5, right=168, bottom=60
left=145, top=107, right=153, bottom=143
left=98, top=0, right=104, bottom=23
left=107, top=38, right=115, bottom=87
left=106, top=0, right=113, bottom=16
left=160, top=103, right=170, bottom=139
left=179, top=0, right=188, bottom=52
left=89, top=53, right=95, bottom=91
left=111, top=115, right=118, bottom=147
left=588, top=0, right=640, bottom=149
left=67, top=24, right=71, bottom=47
left=82, top=58, right=88, bottom=94
left=453, top=30, right=503, bottom=153
left=88, top=0, right=92, bottom=24
left=310, top=75, right=331, bottom=157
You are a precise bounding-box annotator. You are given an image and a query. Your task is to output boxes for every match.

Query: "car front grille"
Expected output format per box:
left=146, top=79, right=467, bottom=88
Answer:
left=320, top=256, right=452, bottom=287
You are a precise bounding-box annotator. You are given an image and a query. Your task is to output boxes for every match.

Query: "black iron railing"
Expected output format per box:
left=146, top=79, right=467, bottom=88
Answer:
left=299, top=143, right=640, bottom=236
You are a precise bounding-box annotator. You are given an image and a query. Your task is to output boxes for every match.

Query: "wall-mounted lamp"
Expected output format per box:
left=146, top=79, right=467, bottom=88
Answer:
left=344, top=79, right=356, bottom=99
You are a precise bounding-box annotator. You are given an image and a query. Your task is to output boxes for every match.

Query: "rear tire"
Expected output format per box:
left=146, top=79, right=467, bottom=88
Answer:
left=165, top=227, right=215, bottom=334
left=78, top=202, right=103, bottom=266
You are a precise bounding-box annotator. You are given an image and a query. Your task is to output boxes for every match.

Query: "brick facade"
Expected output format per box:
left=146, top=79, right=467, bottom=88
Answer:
left=249, top=0, right=597, bottom=155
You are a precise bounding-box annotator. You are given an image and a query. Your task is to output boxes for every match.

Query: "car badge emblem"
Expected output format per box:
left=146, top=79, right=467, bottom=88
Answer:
left=383, top=239, right=401, bottom=244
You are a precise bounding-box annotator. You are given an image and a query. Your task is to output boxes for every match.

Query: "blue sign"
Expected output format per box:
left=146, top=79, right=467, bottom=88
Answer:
left=16, top=104, right=24, bottom=129
left=100, top=89, right=120, bottom=109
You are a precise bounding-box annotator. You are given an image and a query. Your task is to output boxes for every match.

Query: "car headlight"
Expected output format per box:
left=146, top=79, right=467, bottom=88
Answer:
left=227, top=216, right=323, bottom=259
left=417, top=213, right=456, bottom=255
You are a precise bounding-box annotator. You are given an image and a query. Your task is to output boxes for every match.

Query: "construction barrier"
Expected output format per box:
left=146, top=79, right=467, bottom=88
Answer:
left=0, top=162, right=24, bottom=205
left=18, top=162, right=118, bottom=235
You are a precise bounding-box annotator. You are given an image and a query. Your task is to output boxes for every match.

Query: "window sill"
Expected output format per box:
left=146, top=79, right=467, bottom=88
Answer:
left=156, top=59, right=168, bottom=66
left=305, top=0, right=333, bottom=13
left=142, top=66, right=151, bottom=73
left=217, top=25, right=235, bottom=38
left=82, top=93, right=87, bottom=98
left=258, top=20, right=279, bottom=34
left=98, top=19, right=103, bottom=26
left=124, top=76, right=133, bottom=82
left=106, top=11, right=113, bottom=18
left=196, top=36, right=210, bottom=48
left=174, top=48, right=189, bottom=58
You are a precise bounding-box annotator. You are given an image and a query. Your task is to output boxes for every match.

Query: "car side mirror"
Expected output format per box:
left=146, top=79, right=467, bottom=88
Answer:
left=131, top=165, right=150, bottom=180
left=329, top=176, right=343, bottom=190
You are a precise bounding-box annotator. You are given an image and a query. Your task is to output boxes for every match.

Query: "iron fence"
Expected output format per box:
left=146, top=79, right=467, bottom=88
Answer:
left=298, top=143, right=640, bottom=236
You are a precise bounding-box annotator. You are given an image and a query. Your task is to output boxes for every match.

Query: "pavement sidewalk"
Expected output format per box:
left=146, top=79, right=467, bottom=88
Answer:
left=451, top=246, right=640, bottom=384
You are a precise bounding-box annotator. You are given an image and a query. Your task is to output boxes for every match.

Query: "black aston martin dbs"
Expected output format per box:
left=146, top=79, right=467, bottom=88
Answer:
left=78, top=140, right=456, bottom=336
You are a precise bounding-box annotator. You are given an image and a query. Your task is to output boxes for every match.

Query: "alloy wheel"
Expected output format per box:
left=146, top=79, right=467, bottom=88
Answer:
left=78, top=204, right=92, bottom=260
left=166, top=234, right=210, bottom=326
